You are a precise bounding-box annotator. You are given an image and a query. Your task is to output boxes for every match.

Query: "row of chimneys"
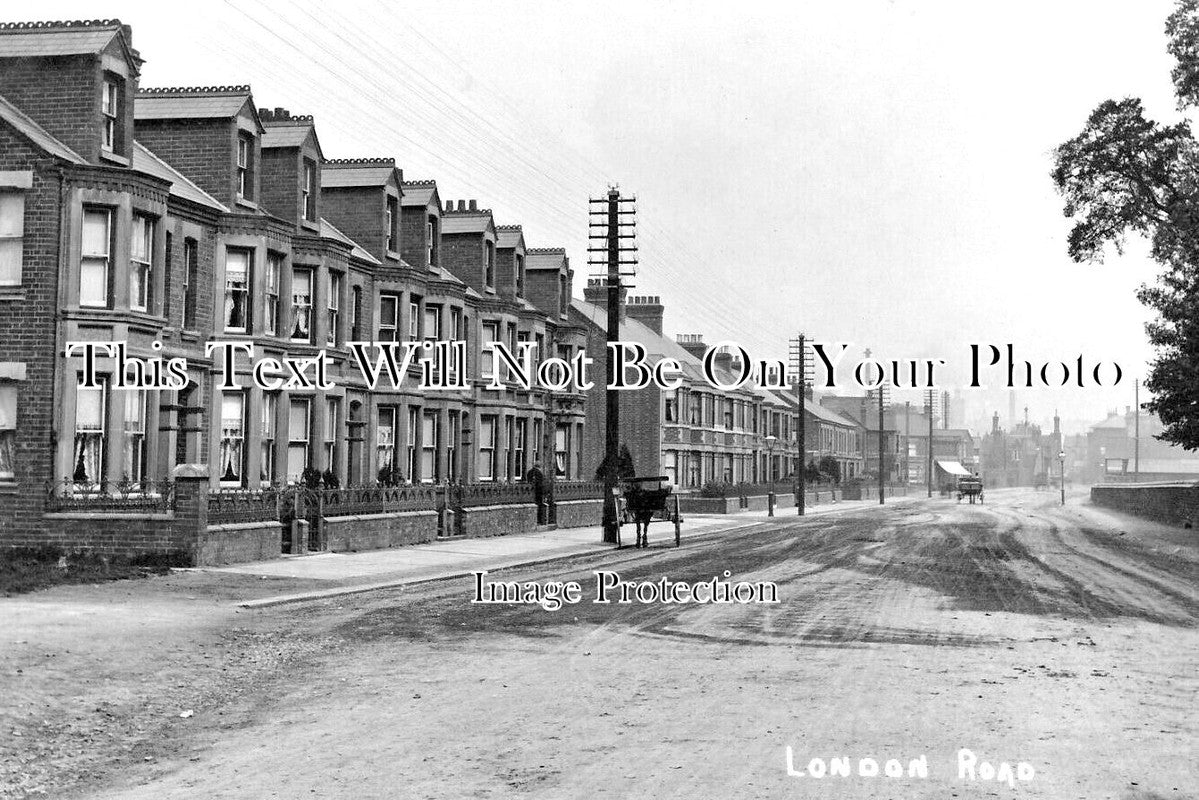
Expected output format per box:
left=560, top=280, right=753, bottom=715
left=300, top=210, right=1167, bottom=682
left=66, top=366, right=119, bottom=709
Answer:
left=444, top=199, right=482, bottom=213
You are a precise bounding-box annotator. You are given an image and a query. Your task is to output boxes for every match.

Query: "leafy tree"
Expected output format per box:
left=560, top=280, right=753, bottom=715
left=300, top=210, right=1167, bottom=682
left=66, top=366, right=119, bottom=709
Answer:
left=818, top=455, right=841, bottom=484
left=1051, top=0, right=1199, bottom=449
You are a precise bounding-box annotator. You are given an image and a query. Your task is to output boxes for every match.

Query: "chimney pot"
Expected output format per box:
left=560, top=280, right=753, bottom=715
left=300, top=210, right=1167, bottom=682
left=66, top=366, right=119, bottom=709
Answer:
left=469, top=199, right=477, bottom=211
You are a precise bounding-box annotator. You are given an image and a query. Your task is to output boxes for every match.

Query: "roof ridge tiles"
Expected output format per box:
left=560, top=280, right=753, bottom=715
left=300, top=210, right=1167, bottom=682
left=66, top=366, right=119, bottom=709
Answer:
left=326, top=157, right=395, bottom=166
left=496, top=224, right=522, bottom=230
left=0, top=19, right=122, bottom=30
left=138, top=85, right=252, bottom=95
left=526, top=247, right=566, bottom=254
left=402, top=178, right=436, bottom=186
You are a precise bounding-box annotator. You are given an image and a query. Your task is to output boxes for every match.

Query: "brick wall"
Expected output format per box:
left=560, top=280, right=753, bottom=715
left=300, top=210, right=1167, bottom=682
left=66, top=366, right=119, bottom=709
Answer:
left=0, top=134, right=64, bottom=548
left=0, top=54, right=105, bottom=162
left=440, top=233, right=484, bottom=291
left=134, top=118, right=234, bottom=206
left=258, top=146, right=299, bottom=223
left=524, top=269, right=562, bottom=319
left=1091, top=483, right=1199, bottom=527
left=323, top=186, right=386, bottom=262
left=458, top=502, right=538, bottom=537
left=323, top=510, right=438, bottom=551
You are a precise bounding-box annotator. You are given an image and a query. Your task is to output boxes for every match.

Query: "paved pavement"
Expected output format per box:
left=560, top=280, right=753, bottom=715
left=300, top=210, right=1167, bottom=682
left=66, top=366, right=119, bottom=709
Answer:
left=202, top=497, right=907, bottom=608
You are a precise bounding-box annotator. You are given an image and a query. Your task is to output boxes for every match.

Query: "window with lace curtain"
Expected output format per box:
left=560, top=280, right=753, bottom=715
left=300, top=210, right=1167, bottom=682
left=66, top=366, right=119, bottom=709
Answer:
left=219, top=392, right=245, bottom=487
left=224, top=249, right=251, bottom=333
left=73, top=378, right=107, bottom=487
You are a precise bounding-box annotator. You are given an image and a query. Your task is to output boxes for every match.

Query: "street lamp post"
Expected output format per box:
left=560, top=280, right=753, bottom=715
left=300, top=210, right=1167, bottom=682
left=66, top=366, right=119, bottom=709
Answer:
left=765, top=434, right=778, bottom=517
left=1059, top=450, right=1066, bottom=506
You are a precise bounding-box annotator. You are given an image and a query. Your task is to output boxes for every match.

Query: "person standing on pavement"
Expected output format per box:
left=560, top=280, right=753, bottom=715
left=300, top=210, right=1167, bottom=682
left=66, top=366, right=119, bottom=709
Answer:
left=525, top=461, right=546, bottom=524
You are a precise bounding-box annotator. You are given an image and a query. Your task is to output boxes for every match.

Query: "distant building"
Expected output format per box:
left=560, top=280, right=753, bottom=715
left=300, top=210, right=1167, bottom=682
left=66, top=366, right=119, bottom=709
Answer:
left=1086, top=407, right=1199, bottom=482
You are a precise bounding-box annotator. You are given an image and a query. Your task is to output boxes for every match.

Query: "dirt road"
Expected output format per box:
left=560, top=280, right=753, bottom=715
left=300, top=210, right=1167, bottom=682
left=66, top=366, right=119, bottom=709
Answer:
left=7, top=489, right=1197, bottom=799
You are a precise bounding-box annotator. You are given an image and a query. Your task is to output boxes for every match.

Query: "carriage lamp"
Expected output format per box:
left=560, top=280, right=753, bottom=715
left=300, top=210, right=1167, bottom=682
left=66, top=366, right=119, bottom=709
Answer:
left=1058, top=450, right=1066, bottom=506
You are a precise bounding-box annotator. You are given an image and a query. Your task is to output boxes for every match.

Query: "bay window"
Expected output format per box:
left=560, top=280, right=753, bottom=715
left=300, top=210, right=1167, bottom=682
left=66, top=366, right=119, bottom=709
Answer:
left=406, top=406, right=418, bottom=482
left=261, top=393, right=277, bottom=484
left=376, top=407, right=397, bottom=483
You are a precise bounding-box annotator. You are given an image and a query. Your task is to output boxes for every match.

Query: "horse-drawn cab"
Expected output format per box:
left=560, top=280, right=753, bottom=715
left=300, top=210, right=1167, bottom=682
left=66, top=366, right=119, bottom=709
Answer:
left=618, top=476, right=680, bottom=548
left=957, top=476, right=984, bottom=504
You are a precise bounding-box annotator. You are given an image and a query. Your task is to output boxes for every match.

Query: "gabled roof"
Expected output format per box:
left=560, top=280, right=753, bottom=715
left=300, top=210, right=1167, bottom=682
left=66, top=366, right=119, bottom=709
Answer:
left=441, top=212, right=493, bottom=236
left=0, top=92, right=84, bottom=163
left=526, top=248, right=567, bottom=271
left=132, top=141, right=227, bottom=212
left=323, top=159, right=401, bottom=189
left=319, top=218, right=380, bottom=265
left=260, top=120, right=322, bottom=158
left=135, top=86, right=263, bottom=131
left=807, top=400, right=863, bottom=428
left=496, top=225, right=525, bottom=250
left=401, top=179, right=439, bottom=208
left=0, top=20, right=140, bottom=67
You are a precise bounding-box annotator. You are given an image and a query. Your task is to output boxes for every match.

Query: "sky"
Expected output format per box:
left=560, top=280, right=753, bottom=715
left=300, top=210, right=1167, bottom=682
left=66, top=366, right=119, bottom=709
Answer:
left=37, top=0, right=1183, bottom=434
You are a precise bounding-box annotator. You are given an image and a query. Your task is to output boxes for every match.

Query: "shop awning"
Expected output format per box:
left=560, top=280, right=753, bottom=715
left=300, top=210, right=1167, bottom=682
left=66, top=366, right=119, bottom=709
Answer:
left=935, top=460, right=972, bottom=477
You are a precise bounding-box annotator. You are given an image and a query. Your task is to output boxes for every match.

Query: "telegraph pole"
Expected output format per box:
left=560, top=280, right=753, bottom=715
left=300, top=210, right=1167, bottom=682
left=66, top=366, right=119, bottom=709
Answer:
left=904, top=400, right=911, bottom=485
left=588, top=188, right=637, bottom=545
left=878, top=387, right=885, bottom=504
left=789, top=334, right=814, bottom=515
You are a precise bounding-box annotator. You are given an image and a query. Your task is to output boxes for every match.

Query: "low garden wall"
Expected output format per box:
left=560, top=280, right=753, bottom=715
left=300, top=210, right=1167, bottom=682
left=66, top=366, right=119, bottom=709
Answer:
left=1090, top=483, right=1199, bottom=527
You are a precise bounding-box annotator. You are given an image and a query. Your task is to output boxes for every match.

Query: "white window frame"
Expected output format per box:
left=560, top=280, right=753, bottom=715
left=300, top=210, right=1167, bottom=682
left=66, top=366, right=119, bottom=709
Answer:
left=376, top=407, right=397, bottom=481
left=219, top=391, right=245, bottom=488
left=224, top=249, right=251, bottom=333
left=122, top=389, right=148, bottom=483
left=420, top=411, right=437, bottom=484
left=291, top=268, right=312, bottom=343
left=287, top=397, right=311, bottom=484
left=264, top=252, right=281, bottom=336
left=101, top=79, right=118, bottom=151
left=478, top=416, right=496, bottom=481
left=130, top=213, right=153, bottom=313
left=237, top=135, right=251, bottom=200
left=261, top=392, right=277, bottom=485
left=80, top=207, right=112, bottom=308
left=0, top=383, right=16, bottom=481
left=0, top=190, right=24, bottom=286
left=327, top=272, right=341, bottom=346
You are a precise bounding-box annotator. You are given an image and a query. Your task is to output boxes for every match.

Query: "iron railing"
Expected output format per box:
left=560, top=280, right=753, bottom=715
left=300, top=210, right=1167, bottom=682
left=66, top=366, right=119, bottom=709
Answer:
left=44, top=479, right=175, bottom=514
left=207, top=487, right=281, bottom=525
left=319, top=484, right=443, bottom=517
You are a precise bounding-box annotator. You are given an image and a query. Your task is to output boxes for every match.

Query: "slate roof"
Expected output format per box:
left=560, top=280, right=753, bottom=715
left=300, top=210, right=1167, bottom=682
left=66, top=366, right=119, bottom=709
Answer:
left=0, top=92, right=84, bottom=163
left=319, top=218, right=379, bottom=265
left=260, top=123, right=313, bottom=150
left=323, top=162, right=397, bottom=189
left=401, top=180, right=438, bottom=207
left=1090, top=413, right=1128, bottom=430
left=441, top=213, right=492, bottom=235
left=525, top=249, right=567, bottom=270
left=132, top=141, right=227, bottom=211
left=0, top=21, right=132, bottom=59
left=496, top=226, right=524, bottom=249
left=135, top=87, right=255, bottom=122
left=806, top=399, right=863, bottom=429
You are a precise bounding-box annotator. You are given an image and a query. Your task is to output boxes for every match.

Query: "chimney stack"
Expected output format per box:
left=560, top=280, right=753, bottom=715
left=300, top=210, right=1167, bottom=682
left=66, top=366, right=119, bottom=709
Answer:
left=624, top=295, right=664, bottom=335
left=583, top=278, right=626, bottom=318
left=468, top=199, right=477, bottom=211
left=675, top=333, right=707, bottom=360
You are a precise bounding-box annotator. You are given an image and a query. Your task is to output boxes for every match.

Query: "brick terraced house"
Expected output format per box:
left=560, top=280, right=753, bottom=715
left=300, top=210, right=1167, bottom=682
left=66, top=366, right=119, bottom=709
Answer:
left=0, top=19, right=590, bottom=560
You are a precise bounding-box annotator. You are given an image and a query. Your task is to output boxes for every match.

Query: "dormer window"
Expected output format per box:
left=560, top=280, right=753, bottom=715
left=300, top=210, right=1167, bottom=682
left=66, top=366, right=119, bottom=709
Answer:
left=426, top=216, right=438, bottom=267
left=302, top=158, right=317, bottom=222
left=237, top=133, right=254, bottom=201
left=515, top=254, right=525, bottom=298
left=484, top=240, right=495, bottom=289
left=101, top=75, right=123, bottom=154
left=559, top=273, right=568, bottom=316
left=386, top=195, right=398, bottom=253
